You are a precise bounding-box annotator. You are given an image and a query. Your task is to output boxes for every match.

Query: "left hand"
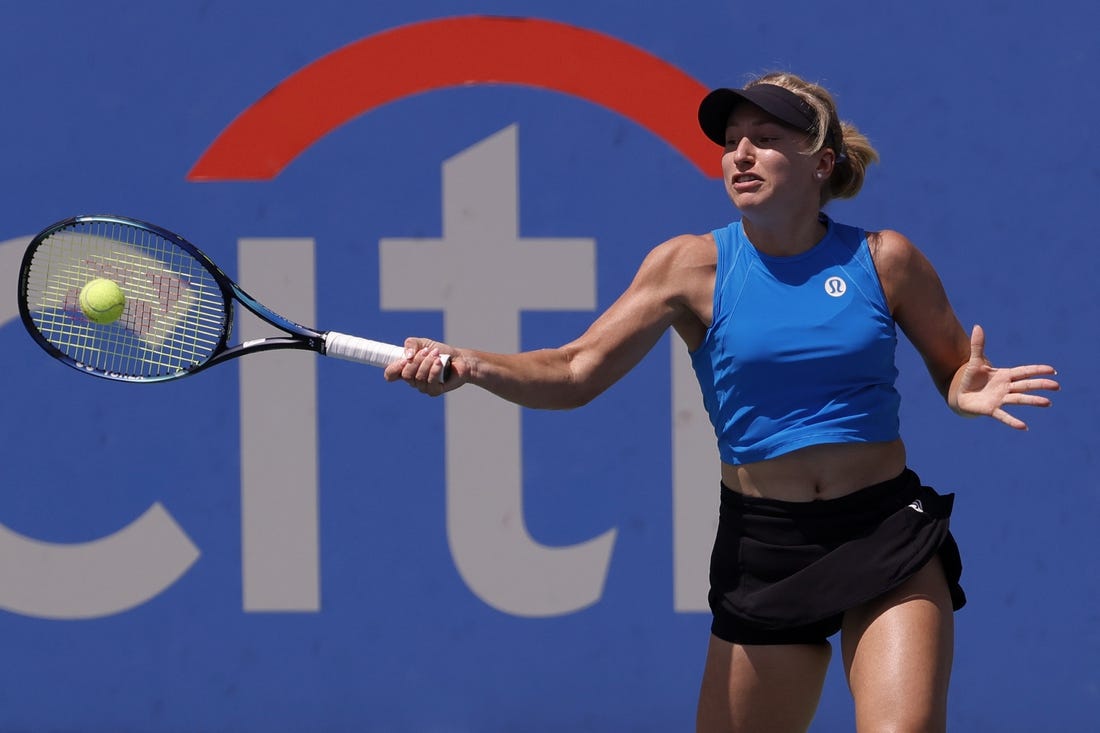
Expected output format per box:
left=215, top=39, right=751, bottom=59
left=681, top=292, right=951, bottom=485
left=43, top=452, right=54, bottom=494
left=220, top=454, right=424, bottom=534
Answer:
left=952, top=324, right=1060, bottom=430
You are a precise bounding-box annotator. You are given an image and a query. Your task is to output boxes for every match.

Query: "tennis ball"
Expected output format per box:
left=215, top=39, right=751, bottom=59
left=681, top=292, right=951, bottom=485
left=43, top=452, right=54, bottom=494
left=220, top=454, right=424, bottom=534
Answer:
left=79, top=278, right=126, bottom=325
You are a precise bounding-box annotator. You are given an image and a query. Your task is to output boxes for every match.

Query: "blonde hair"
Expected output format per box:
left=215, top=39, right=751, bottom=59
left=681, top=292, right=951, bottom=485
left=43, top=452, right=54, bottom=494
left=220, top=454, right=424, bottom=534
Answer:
left=747, top=72, right=879, bottom=204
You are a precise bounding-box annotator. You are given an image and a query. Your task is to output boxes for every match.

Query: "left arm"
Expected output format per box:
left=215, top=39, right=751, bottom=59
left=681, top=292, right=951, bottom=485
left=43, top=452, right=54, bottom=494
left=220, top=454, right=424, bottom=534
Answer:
left=871, top=230, right=1059, bottom=430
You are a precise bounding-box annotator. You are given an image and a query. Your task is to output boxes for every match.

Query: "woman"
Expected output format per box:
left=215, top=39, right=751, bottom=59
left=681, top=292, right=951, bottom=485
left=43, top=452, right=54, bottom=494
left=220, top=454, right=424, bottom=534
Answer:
left=384, top=72, right=1059, bottom=732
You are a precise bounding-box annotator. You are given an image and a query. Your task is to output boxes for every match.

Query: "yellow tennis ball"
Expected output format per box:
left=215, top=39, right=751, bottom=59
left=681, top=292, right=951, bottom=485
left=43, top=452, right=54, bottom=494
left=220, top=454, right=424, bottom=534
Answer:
left=79, top=278, right=126, bottom=325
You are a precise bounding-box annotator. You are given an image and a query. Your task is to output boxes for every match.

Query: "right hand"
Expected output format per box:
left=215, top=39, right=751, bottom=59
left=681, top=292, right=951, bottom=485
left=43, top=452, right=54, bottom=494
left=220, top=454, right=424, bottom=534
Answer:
left=383, top=337, right=464, bottom=395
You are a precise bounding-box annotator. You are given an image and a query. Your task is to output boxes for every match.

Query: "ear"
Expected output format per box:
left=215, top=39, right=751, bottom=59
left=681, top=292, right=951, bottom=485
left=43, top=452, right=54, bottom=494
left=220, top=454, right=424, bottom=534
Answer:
left=814, top=149, right=836, bottom=181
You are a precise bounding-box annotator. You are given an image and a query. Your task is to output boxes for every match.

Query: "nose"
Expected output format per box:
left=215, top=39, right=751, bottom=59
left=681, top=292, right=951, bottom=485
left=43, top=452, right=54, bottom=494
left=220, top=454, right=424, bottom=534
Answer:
left=728, top=138, right=755, bottom=164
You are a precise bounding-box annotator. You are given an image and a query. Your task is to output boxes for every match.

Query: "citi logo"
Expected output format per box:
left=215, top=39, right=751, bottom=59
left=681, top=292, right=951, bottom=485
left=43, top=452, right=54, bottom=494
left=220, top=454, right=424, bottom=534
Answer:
left=0, top=16, right=727, bottom=621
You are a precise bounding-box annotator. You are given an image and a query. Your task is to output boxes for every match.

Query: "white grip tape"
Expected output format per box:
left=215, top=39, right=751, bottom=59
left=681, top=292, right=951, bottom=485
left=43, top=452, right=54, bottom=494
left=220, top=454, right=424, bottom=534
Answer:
left=323, top=331, right=451, bottom=381
left=323, top=332, right=404, bottom=368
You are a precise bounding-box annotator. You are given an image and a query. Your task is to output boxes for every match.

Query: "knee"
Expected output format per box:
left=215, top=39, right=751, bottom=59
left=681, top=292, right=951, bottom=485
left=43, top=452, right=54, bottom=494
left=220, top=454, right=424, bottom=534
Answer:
left=696, top=638, right=832, bottom=733
left=855, top=705, right=946, bottom=733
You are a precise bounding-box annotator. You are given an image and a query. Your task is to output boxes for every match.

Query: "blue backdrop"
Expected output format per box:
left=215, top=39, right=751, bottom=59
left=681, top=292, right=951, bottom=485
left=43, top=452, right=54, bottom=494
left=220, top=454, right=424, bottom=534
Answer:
left=1, top=2, right=1096, bottom=731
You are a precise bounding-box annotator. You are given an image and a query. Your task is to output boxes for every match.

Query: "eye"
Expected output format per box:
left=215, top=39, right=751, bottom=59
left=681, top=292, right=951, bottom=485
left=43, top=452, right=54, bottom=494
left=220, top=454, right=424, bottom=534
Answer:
left=724, top=135, right=781, bottom=151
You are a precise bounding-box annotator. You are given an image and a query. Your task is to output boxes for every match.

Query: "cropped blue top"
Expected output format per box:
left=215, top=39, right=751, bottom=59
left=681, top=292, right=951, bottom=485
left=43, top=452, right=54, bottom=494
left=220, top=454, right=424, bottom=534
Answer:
left=690, top=217, right=901, bottom=465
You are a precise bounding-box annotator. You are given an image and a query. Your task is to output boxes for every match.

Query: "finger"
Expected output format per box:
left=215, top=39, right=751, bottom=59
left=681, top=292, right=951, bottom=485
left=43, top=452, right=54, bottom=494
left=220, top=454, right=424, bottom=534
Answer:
left=1009, top=377, right=1061, bottom=393
left=414, top=348, right=439, bottom=382
left=969, top=324, right=986, bottom=361
left=401, top=348, right=428, bottom=379
left=1003, top=393, right=1053, bottom=407
left=383, top=359, right=407, bottom=381
left=1008, top=364, right=1058, bottom=378
left=427, top=355, right=449, bottom=385
left=992, top=407, right=1028, bottom=431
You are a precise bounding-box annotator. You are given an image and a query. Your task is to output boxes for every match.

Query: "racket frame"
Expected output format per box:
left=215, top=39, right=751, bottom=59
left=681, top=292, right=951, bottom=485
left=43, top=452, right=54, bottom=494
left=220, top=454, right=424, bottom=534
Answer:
left=18, top=214, right=402, bottom=382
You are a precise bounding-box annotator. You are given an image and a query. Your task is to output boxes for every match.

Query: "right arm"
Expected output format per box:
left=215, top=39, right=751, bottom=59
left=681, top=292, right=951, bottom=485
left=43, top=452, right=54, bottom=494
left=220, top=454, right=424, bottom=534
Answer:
left=384, top=233, right=716, bottom=409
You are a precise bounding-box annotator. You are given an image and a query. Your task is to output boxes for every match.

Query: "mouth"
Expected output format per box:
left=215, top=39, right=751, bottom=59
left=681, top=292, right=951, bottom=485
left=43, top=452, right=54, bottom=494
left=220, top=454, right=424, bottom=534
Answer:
left=731, top=173, right=763, bottom=192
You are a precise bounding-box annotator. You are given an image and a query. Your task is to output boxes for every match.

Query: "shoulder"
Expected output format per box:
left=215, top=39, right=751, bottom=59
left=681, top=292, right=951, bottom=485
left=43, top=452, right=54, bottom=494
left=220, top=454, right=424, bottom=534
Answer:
left=637, top=232, right=717, bottom=278
left=657, top=231, right=717, bottom=259
left=866, top=227, right=914, bottom=253
left=865, top=229, right=942, bottom=309
left=628, top=233, right=717, bottom=326
left=866, top=228, right=926, bottom=276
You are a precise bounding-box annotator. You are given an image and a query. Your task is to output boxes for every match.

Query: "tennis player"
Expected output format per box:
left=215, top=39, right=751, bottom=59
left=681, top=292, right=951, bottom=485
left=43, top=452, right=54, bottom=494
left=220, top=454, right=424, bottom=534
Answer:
left=385, top=71, right=1059, bottom=733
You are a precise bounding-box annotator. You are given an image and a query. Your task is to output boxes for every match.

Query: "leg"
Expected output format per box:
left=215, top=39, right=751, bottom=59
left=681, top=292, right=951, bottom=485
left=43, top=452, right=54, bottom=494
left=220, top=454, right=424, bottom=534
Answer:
left=696, top=634, right=831, bottom=733
left=841, top=556, right=955, bottom=733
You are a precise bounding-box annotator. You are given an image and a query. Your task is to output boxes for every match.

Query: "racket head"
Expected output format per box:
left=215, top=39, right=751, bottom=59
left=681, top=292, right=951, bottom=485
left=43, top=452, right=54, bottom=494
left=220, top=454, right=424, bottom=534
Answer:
left=18, top=215, right=234, bottom=382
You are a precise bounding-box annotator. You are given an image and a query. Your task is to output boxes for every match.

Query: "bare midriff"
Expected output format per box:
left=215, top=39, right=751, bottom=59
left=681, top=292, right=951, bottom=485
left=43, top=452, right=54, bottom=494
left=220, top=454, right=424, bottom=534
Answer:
left=720, top=439, right=908, bottom=502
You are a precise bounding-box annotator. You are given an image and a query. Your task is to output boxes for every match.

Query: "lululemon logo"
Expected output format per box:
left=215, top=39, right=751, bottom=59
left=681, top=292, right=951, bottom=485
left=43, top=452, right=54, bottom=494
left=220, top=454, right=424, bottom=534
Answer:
left=824, top=276, right=847, bottom=297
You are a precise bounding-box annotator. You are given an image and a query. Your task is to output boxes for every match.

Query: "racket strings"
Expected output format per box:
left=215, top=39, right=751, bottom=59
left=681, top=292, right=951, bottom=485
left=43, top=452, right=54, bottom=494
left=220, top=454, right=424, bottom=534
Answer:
left=23, top=220, right=228, bottom=379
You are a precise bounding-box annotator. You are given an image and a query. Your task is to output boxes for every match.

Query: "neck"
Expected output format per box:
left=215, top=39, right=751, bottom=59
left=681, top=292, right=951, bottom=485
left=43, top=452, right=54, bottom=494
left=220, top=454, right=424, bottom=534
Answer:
left=741, top=208, right=827, bottom=257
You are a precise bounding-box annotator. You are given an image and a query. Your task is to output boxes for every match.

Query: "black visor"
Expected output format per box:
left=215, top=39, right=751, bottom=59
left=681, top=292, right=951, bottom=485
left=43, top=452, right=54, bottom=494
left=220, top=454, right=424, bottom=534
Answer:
left=698, top=83, right=818, bottom=146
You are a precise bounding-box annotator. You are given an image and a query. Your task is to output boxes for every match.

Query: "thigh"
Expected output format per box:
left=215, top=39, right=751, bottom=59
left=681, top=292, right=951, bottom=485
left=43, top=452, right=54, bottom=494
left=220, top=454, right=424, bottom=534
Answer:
left=696, top=634, right=832, bottom=733
left=841, top=555, right=955, bottom=733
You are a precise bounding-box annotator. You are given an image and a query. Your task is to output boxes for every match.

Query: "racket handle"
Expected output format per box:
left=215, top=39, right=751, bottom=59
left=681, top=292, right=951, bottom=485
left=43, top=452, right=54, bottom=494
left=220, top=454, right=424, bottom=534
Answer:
left=323, top=331, right=451, bottom=382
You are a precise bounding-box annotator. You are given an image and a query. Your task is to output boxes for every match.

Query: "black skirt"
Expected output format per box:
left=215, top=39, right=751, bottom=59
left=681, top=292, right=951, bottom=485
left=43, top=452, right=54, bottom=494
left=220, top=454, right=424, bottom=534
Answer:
left=709, top=468, right=966, bottom=632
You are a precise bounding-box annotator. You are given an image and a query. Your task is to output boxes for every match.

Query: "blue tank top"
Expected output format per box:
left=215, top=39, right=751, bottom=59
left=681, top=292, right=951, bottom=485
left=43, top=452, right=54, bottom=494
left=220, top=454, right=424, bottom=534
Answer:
left=690, top=216, right=901, bottom=465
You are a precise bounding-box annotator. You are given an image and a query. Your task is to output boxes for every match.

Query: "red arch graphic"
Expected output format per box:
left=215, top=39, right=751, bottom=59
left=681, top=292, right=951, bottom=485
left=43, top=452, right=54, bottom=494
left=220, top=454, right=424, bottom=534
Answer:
left=187, top=16, right=720, bottom=180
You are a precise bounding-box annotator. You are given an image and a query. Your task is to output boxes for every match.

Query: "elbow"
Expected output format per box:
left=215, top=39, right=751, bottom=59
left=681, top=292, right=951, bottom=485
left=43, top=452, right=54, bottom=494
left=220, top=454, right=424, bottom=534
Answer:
left=562, top=390, right=599, bottom=410
left=534, top=346, right=616, bottom=410
left=544, top=380, right=601, bottom=410
left=551, top=367, right=606, bottom=410
left=548, top=349, right=602, bottom=409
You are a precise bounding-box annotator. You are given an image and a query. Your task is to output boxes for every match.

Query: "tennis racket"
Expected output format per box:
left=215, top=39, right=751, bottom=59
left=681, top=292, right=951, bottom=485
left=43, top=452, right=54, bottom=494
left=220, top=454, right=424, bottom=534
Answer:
left=17, top=214, right=449, bottom=383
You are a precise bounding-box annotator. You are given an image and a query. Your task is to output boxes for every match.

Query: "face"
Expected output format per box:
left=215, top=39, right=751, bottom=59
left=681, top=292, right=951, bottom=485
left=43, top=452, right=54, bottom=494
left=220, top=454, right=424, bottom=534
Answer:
left=720, top=103, right=827, bottom=214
